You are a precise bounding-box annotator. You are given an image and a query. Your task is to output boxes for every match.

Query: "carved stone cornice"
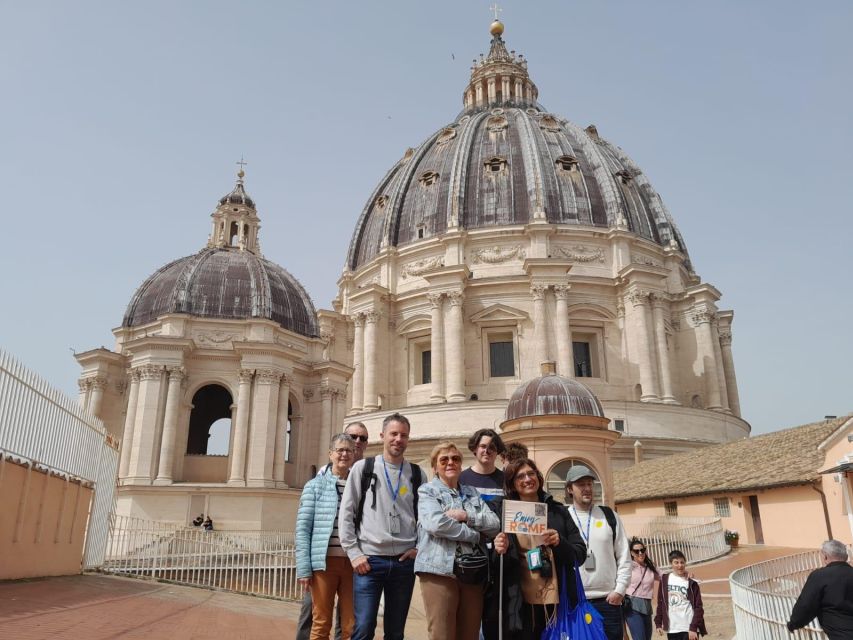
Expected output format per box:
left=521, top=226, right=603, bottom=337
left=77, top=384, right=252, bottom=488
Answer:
left=718, top=330, right=733, bottom=347
left=471, top=244, right=526, bottom=264
left=553, top=284, right=571, bottom=300
left=553, top=245, right=605, bottom=264
left=255, top=369, right=283, bottom=385
left=137, top=364, right=163, bottom=381
left=631, top=254, right=663, bottom=268
left=530, top=284, right=548, bottom=301
left=401, top=256, right=444, bottom=279
left=427, top=292, right=444, bottom=309
left=446, top=291, right=464, bottom=307
left=238, top=369, right=255, bottom=385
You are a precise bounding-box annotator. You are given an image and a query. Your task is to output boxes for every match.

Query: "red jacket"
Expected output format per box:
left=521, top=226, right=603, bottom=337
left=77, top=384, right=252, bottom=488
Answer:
left=654, top=572, right=707, bottom=636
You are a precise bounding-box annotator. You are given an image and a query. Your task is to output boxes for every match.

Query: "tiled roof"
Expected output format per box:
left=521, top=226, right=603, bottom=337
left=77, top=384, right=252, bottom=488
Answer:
left=614, top=416, right=851, bottom=504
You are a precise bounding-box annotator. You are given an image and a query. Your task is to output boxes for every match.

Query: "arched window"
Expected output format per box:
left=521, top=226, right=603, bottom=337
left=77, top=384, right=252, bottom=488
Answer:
left=547, top=459, right=604, bottom=504
left=187, top=384, right=233, bottom=455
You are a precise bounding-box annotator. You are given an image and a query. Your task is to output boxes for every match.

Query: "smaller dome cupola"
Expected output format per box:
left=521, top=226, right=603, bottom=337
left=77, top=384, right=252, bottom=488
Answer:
left=463, top=15, right=538, bottom=111
left=207, top=163, right=262, bottom=254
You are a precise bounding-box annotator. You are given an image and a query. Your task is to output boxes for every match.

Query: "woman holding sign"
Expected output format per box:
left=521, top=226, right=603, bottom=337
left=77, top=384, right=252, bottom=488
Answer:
left=416, top=441, right=501, bottom=640
left=493, top=458, right=587, bottom=640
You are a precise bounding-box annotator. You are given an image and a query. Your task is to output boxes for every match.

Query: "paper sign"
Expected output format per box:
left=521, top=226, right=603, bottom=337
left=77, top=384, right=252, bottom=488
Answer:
left=502, top=500, right=548, bottom=541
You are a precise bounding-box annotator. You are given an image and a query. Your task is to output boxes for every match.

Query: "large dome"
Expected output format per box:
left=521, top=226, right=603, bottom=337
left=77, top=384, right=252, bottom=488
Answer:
left=122, top=247, right=319, bottom=337
left=347, top=28, right=688, bottom=271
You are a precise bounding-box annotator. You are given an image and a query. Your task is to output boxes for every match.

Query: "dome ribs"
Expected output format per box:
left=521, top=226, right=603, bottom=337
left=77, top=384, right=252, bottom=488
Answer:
left=445, top=112, right=487, bottom=230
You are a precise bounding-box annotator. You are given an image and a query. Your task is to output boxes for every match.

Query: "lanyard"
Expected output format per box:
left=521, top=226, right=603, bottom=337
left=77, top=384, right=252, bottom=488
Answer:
left=382, top=457, right=404, bottom=503
left=570, top=505, right=593, bottom=544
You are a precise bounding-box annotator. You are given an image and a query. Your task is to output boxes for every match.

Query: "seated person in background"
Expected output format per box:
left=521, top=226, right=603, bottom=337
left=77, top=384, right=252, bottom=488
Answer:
left=192, top=514, right=204, bottom=527
left=203, top=516, right=213, bottom=531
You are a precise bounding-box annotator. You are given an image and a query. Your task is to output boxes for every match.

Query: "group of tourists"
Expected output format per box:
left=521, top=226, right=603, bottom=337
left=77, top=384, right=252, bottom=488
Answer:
left=295, top=413, right=708, bottom=640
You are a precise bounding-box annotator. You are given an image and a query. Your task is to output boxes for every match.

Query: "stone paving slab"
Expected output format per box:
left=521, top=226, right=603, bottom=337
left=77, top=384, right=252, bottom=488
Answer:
left=0, top=546, right=811, bottom=639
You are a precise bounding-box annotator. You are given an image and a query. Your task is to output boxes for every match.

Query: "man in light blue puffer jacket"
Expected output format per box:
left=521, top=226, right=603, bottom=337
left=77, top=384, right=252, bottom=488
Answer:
left=296, top=432, right=359, bottom=640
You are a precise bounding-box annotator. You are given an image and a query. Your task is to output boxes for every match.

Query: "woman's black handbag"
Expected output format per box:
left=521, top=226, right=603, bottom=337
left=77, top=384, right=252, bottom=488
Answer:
left=454, top=546, right=489, bottom=585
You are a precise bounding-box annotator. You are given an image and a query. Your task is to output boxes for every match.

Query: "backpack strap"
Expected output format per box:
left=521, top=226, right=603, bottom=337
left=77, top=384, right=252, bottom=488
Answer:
left=410, top=464, right=423, bottom=522
left=354, top=457, right=378, bottom=534
left=599, top=505, right=618, bottom=544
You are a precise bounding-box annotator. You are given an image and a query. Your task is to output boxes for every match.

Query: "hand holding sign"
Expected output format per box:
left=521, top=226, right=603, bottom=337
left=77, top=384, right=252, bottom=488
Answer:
left=502, top=499, right=548, bottom=546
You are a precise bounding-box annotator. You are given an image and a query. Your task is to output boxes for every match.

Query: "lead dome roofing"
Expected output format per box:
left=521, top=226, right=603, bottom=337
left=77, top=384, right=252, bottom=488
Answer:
left=506, top=372, right=606, bottom=421
left=346, top=28, right=689, bottom=271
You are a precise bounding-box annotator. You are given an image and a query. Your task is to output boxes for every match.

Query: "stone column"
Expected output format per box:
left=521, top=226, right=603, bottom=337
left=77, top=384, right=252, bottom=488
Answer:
left=428, top=293, right=446, bottom=403
left=487, top=78, right=496, bottom=103
left=651, top=295, right=677, bottom=404
left=350, top=315, right=365, bottom=413
left=154, top=366, right=185, bottom=485
left=531, top=285, right=550, bottom=370
left=554, top=285, right=573, bottom=378
left=126, top=364, right=164, bottom=483
left=247, top=369, right=281, bottom=487
left=88, top=377, right=108, bottom=417
left=77, top=379, right=91, bottom=411
left=628, top=289, right=661, bottom=402
left=718, top=329, right=742, bottom=417
left=363, top=311, right=380, bottom=412
left=273, top=374, right=290, bottom=485
left=691, top=308, right=723, bottom=410
left=228, top=369, right=254, bottom=485
left=319, top=385, right=334, bottom=466
left=711, top=320, right=731, bottom=413
left=444, top=291, right=466, bottom=402
left=119, top=369, right=141, bottom=478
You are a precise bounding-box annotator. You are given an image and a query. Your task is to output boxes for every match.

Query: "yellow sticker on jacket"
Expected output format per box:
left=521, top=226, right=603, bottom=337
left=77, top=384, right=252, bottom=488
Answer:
left=595, top=520, right=603, bottom=527
left=399, top=486, right=408, bottom=496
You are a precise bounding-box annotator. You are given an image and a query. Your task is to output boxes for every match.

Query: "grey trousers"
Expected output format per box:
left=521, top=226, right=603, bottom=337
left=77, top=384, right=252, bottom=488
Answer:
left=295, top=589, right=343, bottom=640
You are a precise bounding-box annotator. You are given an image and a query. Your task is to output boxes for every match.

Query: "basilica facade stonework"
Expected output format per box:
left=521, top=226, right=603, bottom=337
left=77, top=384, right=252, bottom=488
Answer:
left=77, top=20, right=748, bottom=528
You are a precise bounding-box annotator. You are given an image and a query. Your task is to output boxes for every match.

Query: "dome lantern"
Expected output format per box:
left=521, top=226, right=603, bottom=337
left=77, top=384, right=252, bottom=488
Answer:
left=208, top=161, right=261, bottom=254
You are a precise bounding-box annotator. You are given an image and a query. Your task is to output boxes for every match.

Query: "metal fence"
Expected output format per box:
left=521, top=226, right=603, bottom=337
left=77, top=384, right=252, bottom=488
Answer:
left=621, top=515, right=729, bottom=568
left=730, top=548, right=852, bottom=639
left=0, top=348, right=119, bottom=569
left=102, top=515, right=301, bottom=600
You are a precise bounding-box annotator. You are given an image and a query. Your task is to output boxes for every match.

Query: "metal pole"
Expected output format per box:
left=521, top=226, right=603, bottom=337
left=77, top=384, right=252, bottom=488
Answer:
left=498, top=499, right=504, bottom=640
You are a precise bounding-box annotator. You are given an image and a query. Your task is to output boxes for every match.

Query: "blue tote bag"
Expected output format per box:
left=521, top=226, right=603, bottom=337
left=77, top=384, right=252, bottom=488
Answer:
left=542, top=563, right=606, bottom=640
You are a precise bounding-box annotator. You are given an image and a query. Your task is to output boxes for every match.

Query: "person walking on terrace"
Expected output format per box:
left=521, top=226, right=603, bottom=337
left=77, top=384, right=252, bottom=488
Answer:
left=787, top=539, right=853, bottom=640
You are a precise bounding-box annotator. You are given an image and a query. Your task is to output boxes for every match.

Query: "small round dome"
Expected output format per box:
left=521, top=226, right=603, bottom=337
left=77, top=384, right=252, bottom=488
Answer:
left=123, top=247, right=318, bottom=336
left=218, top=180, right=255, bottom=208
left=506, top=371, right=605, bottom=421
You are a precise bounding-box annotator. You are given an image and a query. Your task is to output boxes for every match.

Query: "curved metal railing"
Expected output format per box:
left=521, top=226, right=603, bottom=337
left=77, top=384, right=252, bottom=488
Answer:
left=621, top=515, right=729, bottom=568
left=730, top=547, right=852, bottom=639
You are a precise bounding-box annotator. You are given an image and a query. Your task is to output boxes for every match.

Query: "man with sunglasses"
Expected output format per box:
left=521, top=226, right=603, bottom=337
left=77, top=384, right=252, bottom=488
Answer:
left=295, top=421, right=369, bottom=640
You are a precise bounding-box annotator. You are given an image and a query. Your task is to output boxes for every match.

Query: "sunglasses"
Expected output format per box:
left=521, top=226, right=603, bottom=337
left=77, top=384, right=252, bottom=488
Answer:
left=631, top=548, right=646, bottom=554
left=348, top=434, right=369, bottom=442
left=437, top=455, right=463, bottom=466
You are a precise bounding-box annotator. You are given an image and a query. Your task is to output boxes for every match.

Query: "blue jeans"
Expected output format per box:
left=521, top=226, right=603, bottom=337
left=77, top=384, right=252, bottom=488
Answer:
left=352, top=555, right=416, bottom=640
left=625, top=607, right=653, bottom=640
left=589, top=598, right=624, bottom=640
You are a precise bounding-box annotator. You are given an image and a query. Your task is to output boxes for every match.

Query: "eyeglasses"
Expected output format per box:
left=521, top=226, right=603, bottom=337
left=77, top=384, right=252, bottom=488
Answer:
left=348, top=434, right=369, bottom=442
left=437, top=455, right=463, bottom=466
left=631, top=548, right=646, bottom=555
left=333, top=448, right=354, bottom=455
left=516, top=471, right=538, bottom=481
left=477, top=444, right=497, bottom=452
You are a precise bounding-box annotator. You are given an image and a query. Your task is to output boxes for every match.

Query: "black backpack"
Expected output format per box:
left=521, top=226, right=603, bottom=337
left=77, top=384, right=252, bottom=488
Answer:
left=600, top=504, right=618, bottom=543
left=354, top=456, right=423, bottom=533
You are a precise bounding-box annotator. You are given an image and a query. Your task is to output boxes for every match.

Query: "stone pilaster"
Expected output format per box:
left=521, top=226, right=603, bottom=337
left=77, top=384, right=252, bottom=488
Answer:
left=651, top=294, right=677, bottom=404
left=126, top=364, right=164, bottom=483
left=77, top=379, right=91, bottom=411
left=428, top=293, right=446, bottom=403
left=273, top=373, right=290, bottom=486
left=531, top=285, right=550, bottom=370
left=88, top=377, right=108, bottom=417
left=718, top=330, right=742, bottom=417
left=319, top=384, right=334, bottom=466
left=691, top=307, right=723, bottom=410
left=362, top=311, right=380, bottom=411
left=119, top=369, right=141, bottom=479
left=444, top=290, right=466, bottom=402
left=350, top=315, right=365, bottom=413
left=628, top=289, right=661, bottom=402
left=554, top=285, right=573, bottom=378
left=154, top=366, right=185, bottom=485
left=228, top=369, right=254, bottom=485
left=711, top=319, right=731, bottom=413
left=247, top=369, right=282, bottom=487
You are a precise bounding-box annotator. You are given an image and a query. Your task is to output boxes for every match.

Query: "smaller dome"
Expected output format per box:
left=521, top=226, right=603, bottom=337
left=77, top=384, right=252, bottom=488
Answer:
left=506, top=367, right=605, bottom=421
left=218, top=179, right=255, bottom=208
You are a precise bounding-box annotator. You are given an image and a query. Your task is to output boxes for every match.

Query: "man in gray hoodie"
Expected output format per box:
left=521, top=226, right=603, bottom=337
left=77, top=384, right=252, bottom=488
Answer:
left=339, top=413, right=423, bottom=640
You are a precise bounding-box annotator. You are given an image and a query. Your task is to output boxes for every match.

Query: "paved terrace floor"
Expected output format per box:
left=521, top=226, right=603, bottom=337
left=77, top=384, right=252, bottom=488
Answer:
left=0, top=546, right=804, bottom=639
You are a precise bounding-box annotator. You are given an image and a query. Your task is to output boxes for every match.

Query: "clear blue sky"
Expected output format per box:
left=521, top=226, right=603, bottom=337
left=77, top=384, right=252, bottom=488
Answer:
left=1, top=1, right=850, bottom=435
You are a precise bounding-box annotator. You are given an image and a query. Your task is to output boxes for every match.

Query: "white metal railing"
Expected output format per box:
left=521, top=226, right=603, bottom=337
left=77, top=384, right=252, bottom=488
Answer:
left=621, top=515, right=729, bottom=568
left=102, top=515, right=301, bottom=600
left=0, top=348, right=119, bottom=568
left=730, top=548, right=853, bottom=639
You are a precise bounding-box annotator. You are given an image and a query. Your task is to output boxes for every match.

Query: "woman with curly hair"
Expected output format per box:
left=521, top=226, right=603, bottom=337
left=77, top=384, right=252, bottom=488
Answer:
left=624, top=536, right=660, bottom=640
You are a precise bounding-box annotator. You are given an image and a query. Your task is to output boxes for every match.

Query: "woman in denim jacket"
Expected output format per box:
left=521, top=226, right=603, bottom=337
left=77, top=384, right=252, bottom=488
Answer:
left=416, top=441, right=500, bottom=640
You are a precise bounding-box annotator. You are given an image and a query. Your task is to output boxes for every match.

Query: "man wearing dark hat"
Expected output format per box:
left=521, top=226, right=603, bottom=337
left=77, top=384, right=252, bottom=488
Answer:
left=565, top=464, right=631, bottom=640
